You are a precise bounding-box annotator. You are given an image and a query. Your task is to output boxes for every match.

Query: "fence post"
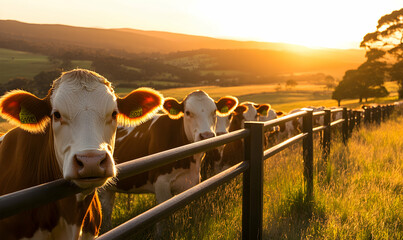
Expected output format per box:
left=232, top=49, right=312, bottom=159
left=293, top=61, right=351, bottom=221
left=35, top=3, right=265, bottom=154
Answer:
left=376, top=105, right=382, bottom=125
left=349, top=109, right=355, bottom=136
left=371, top=107, right=375, bottom=123
left=322, top=109, right=331, bottom=162
left=364, top=107, right=370, bottom=124
left=342, top=108, right=348, bottom=144
left=242, top=121, right=264, bottom=240
left=355, top=111, right=361, bottom=128
left=302, top=109, right=314, bottom=201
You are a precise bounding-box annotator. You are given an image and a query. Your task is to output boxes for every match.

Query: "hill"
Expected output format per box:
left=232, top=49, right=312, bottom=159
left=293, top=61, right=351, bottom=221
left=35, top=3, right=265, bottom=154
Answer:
left=0, top=19, right=355, bottom=53
left=0, top=20, right=366, bottom=82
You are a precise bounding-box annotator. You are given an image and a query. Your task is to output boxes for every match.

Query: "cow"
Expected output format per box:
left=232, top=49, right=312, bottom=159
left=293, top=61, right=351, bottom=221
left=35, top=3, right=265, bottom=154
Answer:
left=99, top=90, right=238, bottom=231
left=258, top=108, right=282, bottom=149
left=0, top=69, right=163, bottom=240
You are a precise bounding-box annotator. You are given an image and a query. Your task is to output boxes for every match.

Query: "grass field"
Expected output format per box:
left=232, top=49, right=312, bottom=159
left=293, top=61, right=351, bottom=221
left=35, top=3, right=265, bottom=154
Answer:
left=106, top=113, right=403, bottom=239
left=0, top=81, right=401, bottom=239
left=0, top=48, right=92, bottom=83
left=149, top=81, right=399, bottom=112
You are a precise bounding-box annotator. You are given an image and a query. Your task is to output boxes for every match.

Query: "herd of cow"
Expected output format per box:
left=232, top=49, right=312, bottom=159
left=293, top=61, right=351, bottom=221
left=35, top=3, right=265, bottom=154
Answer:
left=0, top=69, right=397, bottom=239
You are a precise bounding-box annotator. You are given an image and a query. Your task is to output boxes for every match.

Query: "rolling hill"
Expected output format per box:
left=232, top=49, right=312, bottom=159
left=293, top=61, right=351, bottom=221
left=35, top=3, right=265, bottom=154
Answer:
left=0, top=20, right=366, bottom=80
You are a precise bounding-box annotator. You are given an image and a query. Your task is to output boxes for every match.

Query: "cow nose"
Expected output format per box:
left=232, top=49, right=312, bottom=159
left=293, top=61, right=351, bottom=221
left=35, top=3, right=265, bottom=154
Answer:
left=199, top=131, right=215, bottom=140
left=216, top=131, right=227, bottom=136
left=73, top=150, right=114, bottom=179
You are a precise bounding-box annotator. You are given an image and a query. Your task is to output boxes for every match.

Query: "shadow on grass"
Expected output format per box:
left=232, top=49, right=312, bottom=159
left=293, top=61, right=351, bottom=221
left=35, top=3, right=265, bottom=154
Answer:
left=265, top=187, right=326, bottom=239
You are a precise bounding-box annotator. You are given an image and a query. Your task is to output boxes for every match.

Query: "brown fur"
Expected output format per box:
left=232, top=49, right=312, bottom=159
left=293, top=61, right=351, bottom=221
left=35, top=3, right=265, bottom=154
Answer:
left=220, top=111, right=245, bottom=168
left=114, top=115, right=193, bottom=191
left=0, top=125, right=101, bottom=239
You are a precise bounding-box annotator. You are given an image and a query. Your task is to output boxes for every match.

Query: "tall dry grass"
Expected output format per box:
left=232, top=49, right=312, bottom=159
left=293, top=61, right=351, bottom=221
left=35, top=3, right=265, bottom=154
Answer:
left=107, top=114, right=402, bottom=239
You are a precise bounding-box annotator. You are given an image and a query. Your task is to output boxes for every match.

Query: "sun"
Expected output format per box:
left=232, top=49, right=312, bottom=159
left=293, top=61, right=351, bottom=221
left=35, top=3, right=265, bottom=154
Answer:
left=189, top=0, right=377, bottom=49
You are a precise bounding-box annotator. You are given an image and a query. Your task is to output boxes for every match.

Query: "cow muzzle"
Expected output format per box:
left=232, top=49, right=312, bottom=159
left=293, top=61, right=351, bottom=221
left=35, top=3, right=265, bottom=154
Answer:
left=199, top=131, right=216, bottom=140
left=216, top=131, right=228, bottom=136
left=70, top=149, right=116, bottom=188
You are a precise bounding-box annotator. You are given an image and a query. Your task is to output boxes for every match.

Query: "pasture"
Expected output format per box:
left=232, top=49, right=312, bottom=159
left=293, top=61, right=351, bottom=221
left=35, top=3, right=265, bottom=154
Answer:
left=0, top=48, right=92, bottom=83
left=107, top=114, right=403, bottom=239
left=0, top=70, right=400, bottom=239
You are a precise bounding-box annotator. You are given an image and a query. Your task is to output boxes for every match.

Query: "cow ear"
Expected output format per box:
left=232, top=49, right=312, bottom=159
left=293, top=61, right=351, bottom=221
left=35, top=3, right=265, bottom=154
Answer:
left=256, top=104, right=271, bottom=116
left=276, top=111, right=284, bottom=116
left=0, top=90, right=51, bottom=133
left=117, top=88, right=164, bottom=126
left=162, top=98, right=183, bottom=119
left=216, top=96, right=238, bottom=117
left=234, top=105, right=248, bottom=115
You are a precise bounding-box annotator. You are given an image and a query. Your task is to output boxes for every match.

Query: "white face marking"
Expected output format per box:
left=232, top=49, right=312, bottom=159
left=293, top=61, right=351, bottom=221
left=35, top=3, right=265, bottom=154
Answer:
left=215, top=115, right=231, bottom=135
left=259, top=109, right=277, bottom=122
left=242, top=103, right=259, bottom=122
left=51, top=78, right=117, bottom=188
left=183, top=92, right=217, bottom=142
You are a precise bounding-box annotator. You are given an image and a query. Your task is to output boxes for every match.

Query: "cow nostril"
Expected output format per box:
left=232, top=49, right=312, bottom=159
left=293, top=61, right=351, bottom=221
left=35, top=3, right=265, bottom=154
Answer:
left=200, top=132, right=215, bottom=140
left=75, top=156, right=84, bottom=168
left=100, top=156, right=108, bottom=169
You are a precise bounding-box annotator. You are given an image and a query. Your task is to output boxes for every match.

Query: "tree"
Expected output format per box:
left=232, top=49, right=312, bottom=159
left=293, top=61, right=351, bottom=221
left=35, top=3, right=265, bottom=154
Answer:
left=32, top=70, right=62, bottom=97
left=332, top=70, right=359, bottom=106
left=390, top=60, right=403, bottom=98
left=0, top=77, right=33, bottom=94
left=361, top=8, right=403, bottom=98
left=324, top=75, right=336, bottom=91
left=332, top=62, right=389, bottom=105
left=285, top=79, right=297, bottom=90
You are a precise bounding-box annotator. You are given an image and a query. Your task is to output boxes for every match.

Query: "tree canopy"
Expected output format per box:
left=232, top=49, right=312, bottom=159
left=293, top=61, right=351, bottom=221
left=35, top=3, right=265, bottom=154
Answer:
left=360, top=8, right=403, bottom=98
left=333, top=8, right=403, bottom=104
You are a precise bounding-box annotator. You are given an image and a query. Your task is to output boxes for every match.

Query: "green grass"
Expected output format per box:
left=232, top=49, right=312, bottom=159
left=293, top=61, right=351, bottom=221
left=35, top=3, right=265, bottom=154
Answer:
left=104, top=114, right=403, bottom=239
left=116, top=81, right=400, bottom=112
left=0, top=48, right=92, bottom=83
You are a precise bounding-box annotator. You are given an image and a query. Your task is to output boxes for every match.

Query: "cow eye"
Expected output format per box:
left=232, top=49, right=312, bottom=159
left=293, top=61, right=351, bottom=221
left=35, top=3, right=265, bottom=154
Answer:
left=185, top=111, right=190, bottom=116
left=53, top=111, right=61, bottom=120
left=112, top=111, right=118, bottom=120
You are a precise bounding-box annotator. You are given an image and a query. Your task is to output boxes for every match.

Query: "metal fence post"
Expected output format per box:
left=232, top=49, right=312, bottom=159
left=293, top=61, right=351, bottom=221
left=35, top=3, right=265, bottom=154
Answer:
left=342, top=108, right=348, bottom=144
left=302, top=109, right=314, bottom=201
left=322, top=109, right=331, bottom=162
left=242, top=121, right=264, bottom=240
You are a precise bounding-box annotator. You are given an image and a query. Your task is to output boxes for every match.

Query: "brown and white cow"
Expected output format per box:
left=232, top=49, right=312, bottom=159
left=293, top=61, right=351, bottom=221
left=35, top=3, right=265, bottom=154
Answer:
left=0, top=69, right=163, bottom=240
left=99, top=90, right=237, bottom=230
left=209, top=102, right=270, bottom=174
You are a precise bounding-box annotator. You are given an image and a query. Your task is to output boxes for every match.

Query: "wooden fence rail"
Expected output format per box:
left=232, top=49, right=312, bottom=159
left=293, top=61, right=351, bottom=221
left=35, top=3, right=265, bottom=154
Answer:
left=0, top=103, right=399, bottom=240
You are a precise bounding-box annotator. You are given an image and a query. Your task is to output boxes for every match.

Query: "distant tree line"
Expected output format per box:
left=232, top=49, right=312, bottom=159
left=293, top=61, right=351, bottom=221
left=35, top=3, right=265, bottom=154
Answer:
left=333, top=7, right=403, bottom=105
left=0, top=70, right=62, bottom=98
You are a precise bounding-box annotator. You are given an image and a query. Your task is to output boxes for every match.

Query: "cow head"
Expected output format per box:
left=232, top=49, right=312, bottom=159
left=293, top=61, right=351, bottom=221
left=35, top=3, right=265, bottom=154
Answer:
left=0, top=69, right=163, bottom=189
left=163, top=90, right=237, bottom=142
left=216, top=115, right=233, bottom=136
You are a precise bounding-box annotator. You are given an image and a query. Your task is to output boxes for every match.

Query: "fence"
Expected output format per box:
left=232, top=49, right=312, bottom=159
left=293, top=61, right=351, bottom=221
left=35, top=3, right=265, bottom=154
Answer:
left=0, top=104, right=398, bottom=239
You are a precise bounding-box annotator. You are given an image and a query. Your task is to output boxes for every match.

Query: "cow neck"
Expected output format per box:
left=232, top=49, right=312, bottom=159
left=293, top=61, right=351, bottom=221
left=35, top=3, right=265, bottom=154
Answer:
left=220, top=114, right=245, bottom=168
left=0, top=124, right=94, bottom=239
left=229, top=114, right=244, bottom=132
left=0, top=125, right=61, bottom=196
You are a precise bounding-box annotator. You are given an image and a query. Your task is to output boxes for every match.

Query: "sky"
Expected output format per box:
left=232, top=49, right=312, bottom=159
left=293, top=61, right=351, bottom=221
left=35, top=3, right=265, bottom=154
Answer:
left=0, top=0, right=402, bottom=49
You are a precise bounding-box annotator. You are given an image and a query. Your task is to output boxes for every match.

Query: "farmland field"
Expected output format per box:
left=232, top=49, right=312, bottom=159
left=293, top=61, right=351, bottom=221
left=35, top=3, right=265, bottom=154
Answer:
left=0, top=52, right=401, bottom=239
left=106, top=113, right=403, bottom=239
left=0, top=48, right=92, bottom=83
